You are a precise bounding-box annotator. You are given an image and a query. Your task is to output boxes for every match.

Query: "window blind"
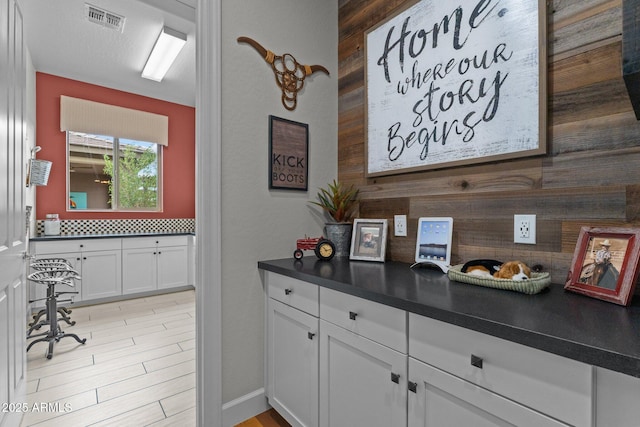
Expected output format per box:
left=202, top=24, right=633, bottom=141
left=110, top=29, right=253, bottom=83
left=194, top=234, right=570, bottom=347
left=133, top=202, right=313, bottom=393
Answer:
left=60, top=95, right=169, bottom=146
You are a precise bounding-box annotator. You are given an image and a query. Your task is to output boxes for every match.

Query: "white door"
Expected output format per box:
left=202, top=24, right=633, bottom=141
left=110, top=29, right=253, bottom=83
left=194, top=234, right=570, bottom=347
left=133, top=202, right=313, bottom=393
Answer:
left=81, top=251, right=122, bottom=300
left=0, top=0, right=27, bottom=425
left=319, top=320, right=407, bottom=427
left=268, top=298, right=319, bottom=427
left=122, top=248, right=157, bottom=294
left=157, top=245, right=188, bottom=289
left=407, top=358, right=568, bottom=427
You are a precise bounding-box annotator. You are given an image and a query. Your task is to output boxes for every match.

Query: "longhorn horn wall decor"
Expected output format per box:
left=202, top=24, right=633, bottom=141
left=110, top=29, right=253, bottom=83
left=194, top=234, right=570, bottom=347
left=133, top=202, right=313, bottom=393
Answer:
left=237, top=36, right=330, bottom=111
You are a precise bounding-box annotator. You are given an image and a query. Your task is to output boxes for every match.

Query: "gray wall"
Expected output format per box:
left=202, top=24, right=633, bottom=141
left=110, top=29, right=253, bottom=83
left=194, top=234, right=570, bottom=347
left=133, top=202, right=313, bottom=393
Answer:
left=221, top=0, right=338, bottom=403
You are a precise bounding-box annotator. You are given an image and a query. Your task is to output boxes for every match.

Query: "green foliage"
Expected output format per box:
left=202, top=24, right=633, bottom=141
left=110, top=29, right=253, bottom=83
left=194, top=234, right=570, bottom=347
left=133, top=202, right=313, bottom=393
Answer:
left=310, top=179, right=359, bottom=223
left=103, top=145, right=157, bottom=209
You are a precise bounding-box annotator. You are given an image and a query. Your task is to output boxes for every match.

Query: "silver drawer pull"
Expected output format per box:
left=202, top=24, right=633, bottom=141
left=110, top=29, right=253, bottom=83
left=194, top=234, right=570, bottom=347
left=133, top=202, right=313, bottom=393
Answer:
left=284, top=288, right=292, bottom=295
left=349, top=311, right=358, bottom=320
left=471, top=354, right=483, bottom=369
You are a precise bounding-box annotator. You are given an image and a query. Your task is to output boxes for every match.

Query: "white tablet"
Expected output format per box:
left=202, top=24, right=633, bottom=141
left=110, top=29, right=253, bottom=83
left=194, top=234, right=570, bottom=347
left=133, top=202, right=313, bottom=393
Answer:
left=412, top=217, right=453, bottom=273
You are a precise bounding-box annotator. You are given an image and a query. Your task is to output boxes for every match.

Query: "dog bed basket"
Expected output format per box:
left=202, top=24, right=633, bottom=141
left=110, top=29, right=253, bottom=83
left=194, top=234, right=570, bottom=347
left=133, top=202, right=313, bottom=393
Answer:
left=447, top=264, right=551, bottom=295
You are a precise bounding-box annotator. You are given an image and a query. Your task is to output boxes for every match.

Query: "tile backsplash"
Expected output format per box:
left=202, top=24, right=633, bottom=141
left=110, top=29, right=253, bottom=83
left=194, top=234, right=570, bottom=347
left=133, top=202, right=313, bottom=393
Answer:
left=35, top=218, right=195, bottom=236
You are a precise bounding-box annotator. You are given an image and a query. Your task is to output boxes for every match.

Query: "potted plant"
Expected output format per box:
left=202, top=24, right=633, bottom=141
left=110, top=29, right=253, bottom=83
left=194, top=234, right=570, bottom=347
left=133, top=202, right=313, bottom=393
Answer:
left=310, top=179, right=359, bottom=257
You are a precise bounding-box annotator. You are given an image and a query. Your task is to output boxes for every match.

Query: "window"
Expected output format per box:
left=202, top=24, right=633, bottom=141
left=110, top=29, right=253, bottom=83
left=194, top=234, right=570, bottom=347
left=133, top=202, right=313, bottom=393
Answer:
left=67, top=131, right=162, bottom=211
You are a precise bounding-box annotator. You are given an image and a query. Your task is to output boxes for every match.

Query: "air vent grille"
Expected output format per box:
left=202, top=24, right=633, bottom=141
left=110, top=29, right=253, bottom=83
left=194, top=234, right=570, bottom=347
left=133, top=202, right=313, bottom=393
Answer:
left=84, top=4, right=125, bottom=32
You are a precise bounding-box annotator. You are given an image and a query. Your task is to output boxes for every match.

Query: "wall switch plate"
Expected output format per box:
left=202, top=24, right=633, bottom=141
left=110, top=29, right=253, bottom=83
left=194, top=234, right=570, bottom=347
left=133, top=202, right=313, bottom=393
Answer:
left=514, top=214, right=536, bottom=244
left=394, top=214, right=407, bottom=237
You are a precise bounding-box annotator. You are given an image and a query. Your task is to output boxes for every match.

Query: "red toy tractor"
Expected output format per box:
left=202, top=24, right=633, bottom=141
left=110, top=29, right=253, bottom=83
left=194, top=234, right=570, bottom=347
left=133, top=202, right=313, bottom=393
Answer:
left=293, top=236, right=336, bottom=261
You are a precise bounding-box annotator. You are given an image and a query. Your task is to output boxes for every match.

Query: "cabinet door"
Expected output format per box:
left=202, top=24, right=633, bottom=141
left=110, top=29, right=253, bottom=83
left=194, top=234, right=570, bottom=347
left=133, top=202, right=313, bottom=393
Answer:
left=408, top=358, right=568, bottom=427
left=30, top=253, right=81, bottom=305
left=81, top=250, right=122, bottom=300
left=319, top=320, right=406, bottom=427
left=268, top=299, right=319, bottom=427
left=122, top=248, right=157, bottom=294
left=157, top=246, right=188, bottom=289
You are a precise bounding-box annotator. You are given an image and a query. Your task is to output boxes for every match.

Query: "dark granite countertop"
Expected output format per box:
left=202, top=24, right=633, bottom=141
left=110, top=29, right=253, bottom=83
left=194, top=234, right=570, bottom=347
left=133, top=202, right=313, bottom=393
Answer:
left=30, top=232, right=195, bottom=241
left=258, top=257, right=640, bottom=378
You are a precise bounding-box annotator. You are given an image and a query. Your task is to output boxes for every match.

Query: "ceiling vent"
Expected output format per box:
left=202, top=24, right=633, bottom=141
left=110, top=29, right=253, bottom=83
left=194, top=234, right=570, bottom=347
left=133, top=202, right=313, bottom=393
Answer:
left=84, top=4, right=125, bottom=32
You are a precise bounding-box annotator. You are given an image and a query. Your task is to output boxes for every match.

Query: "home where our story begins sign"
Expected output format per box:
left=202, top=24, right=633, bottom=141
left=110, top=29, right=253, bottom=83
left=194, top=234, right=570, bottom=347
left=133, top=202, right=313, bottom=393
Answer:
left=365, top=0, right=546, bottom=176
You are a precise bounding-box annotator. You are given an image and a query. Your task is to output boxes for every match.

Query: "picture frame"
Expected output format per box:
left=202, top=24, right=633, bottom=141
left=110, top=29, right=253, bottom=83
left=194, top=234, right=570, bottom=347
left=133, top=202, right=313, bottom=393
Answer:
left=565, top=227, right=640, bottom=306
left=364, top=0, right=547, bottom=176
left=350, top=219, right=388, bottom=262
left=269, top=115, right=308, bottom=191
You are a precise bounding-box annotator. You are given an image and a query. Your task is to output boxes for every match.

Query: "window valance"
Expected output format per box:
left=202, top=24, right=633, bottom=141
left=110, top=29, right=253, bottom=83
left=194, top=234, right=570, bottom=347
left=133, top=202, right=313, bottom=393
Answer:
left=60, top=95, right=169, bottom=146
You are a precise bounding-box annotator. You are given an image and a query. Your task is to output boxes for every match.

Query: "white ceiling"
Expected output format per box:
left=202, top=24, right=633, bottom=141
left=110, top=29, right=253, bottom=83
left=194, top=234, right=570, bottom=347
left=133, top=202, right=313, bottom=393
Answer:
left=18, top=0, right=196, bottom=107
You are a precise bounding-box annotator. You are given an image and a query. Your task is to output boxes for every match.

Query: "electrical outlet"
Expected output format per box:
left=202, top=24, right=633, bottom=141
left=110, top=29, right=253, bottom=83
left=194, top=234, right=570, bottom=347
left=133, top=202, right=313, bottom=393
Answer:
left=394, top=215, right=407, bottom=237
left=514, top=214, right=536, bottom=244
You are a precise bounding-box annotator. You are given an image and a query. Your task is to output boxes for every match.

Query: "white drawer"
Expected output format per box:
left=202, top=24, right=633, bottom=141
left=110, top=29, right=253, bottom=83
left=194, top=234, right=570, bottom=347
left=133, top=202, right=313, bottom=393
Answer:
left=320, top=287, right=406, bottom=353
left=33, top=238, right=121, bottom=254
left=409, top=314, right=593, bottom=427
left=122, top=235, right=188, bottom=249
left=267, top=272, right=319, bottom=317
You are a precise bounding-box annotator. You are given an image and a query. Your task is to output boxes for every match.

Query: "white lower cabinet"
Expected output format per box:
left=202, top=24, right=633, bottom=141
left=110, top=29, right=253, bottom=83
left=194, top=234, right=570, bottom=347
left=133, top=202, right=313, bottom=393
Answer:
left=408, top=357, right=567, bottom=427
left=31, top=235, right=192, bottom=306
left=263, top=272, right=640, bottom=427
left=595, top=367, right=640, bottom=427
left=266, top=272, right=320, bottom=427
left=31, top=238, right=122, bottom=305
left=267, top=298, right=319, bottom=427
left=319, top=319, right=407, bottom=427
left=122, top=236, right=189, bottom=294
left=408, top=314, right=593, bottom=427
left=80, top=250, right=122, bottom=300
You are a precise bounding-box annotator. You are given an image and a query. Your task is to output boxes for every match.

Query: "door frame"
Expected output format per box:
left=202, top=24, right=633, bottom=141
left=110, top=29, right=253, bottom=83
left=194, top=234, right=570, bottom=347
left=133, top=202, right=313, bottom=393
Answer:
left=195, top=0, right=222, bottom=425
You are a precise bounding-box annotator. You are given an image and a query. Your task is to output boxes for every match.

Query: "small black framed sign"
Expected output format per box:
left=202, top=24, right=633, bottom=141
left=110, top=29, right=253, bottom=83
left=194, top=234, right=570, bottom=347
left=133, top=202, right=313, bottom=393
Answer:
left=269, top=115, right=308, bottom=191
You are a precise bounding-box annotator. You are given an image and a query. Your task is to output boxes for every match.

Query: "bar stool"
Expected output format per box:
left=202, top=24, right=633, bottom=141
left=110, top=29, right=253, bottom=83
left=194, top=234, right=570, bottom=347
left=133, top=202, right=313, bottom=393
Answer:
left=27, top=267, right=86, bottom=359
left=28, top=259, right=77, bottom=335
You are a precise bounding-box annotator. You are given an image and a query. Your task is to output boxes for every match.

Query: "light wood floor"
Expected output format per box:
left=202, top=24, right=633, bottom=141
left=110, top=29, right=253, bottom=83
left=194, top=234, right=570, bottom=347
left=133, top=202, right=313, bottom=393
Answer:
left=22, top=290, right=196, bottom=426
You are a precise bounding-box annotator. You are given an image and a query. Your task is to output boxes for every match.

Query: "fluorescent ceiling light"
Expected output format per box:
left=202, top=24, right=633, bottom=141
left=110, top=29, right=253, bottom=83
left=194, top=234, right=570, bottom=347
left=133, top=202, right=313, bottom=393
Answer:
left=141, top=26, right=187, bottom=82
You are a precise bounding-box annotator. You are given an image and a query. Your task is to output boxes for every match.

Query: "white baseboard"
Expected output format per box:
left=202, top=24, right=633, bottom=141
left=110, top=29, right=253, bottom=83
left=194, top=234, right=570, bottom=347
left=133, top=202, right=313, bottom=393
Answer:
left=222, top=388, right=269, bottom=427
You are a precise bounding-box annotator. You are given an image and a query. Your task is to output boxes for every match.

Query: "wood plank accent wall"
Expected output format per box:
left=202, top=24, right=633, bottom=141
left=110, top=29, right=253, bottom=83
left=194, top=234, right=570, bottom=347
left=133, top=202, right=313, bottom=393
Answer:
left=338, top=0, right=640, bottom=286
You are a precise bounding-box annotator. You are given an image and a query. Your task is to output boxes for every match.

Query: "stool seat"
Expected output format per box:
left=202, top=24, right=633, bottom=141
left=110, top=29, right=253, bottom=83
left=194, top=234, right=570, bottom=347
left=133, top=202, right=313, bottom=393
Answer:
left=27, top=259, right=86, bottom=359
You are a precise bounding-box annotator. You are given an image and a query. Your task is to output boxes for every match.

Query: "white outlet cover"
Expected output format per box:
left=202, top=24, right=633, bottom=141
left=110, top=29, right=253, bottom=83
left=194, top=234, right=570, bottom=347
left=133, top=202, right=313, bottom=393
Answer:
left=514, top=214, right=536, bottom=244
left=394, top=214, right=407, bottom=236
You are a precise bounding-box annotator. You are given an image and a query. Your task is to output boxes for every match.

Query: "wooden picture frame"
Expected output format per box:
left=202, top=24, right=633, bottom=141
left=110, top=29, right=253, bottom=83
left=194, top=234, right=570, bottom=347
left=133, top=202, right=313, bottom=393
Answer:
left=364, top=0, right=547, bottom=176
left=565, top=227, right=640, bottom=306
left=269, top=115, right=308, bottom=191
left=350, top=219, right=388, bottom=262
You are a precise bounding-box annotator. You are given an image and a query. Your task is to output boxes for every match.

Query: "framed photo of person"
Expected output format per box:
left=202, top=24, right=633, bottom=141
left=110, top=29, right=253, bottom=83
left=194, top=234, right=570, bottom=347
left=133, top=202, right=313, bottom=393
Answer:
left=565, top=227, right=640, bottom=306
left=350, top=219, right=388, bottom=262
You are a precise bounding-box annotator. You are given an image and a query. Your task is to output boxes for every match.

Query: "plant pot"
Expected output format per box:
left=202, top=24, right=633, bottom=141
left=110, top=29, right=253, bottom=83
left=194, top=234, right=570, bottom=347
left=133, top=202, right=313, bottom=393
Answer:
left=324, top=222, right=352, bottom=258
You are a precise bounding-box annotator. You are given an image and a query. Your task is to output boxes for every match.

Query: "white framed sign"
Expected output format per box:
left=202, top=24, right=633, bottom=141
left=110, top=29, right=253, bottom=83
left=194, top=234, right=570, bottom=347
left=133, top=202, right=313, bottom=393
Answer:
left=365, top=0, right=547, bottom=176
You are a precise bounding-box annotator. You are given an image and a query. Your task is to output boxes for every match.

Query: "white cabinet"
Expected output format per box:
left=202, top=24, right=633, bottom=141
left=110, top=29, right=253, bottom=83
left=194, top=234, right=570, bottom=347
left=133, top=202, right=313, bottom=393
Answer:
left=319, top=287, right=407, bottom=427
left=407, top=357, right=567, bottom=427
left=31, top=235, right=193, bottom=305
left=80, top=250, right=122, bottom=300
left=408, top=314, right=593, bottom=427
left=122, top=236, right=188, bottom=294
left=596, top=367, right=640, bottom=427
left=266, top=272, right=319, bottom=427
left=319, top=320, right=407, bottom=427
left=31, top=238, right=122, bottom=304
left=262, top=270, right=640, bottom=427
